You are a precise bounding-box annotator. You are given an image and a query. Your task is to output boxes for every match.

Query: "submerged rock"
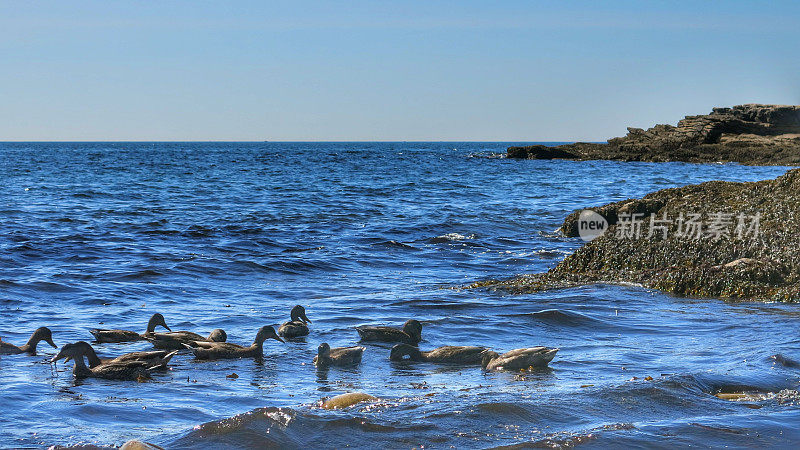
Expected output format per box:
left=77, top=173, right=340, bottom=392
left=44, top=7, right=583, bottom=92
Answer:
left=507, top=104, right=800, bottom=165
left=120, top=441, right=164, bottom=450
left=483, top=168, right=800, bottom=301
left=321, top=392, right=378, bottom=409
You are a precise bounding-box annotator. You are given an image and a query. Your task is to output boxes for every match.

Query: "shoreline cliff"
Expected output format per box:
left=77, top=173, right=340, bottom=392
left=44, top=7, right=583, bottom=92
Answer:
left=507, top=104, right=800, bottom=165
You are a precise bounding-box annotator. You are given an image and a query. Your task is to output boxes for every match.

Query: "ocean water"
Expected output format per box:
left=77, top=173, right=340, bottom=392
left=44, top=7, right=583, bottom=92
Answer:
left=0, top=142, right=798, bottom=449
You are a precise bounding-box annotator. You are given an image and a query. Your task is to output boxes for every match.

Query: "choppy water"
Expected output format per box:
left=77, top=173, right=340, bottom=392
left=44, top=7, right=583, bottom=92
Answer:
left=1, top=142, right=798, bottom=449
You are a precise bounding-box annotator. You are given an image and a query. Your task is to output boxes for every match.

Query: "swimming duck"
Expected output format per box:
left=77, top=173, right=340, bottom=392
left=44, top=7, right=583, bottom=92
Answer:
left=183, top=326, right=284, bottom=360
left=89, top=313, right=171, bottom=343
left=144, top=328, right=227, bottom=350
left=481, top=347, right=558, bottom=371
left=356, top=319, right=422, bottom=345
left=51, top=342, right=157, bottom=381
left=389, top=343, right=488, bottom=364
left=278, top=305, right=311, bottom=338
left=0, top=327, right=57, bottom=355
left=66, top=340, right=179, bottom=369
left=313, top=343, right=365, bottom=367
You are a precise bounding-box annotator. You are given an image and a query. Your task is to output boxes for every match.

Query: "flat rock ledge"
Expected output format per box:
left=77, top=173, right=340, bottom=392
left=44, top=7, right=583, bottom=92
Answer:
left=507, top=104, right=800, bottom=165
left=474, top=168, right=800, bottom=301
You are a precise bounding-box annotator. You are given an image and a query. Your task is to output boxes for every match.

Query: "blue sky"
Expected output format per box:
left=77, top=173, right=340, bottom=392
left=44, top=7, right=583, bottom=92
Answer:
left=1, top=1, right=798, bottom=141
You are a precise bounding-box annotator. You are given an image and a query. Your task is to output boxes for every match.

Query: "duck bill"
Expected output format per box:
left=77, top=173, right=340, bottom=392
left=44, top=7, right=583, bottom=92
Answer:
left=162, top=324, right=172, bottom=332
left=46, top=338, right=57, bottom=349
left=273, top=335, right=285, bottom=343
left=51, top=349, right=66, bottom=363
left=302, top=315, right=311, bottom=324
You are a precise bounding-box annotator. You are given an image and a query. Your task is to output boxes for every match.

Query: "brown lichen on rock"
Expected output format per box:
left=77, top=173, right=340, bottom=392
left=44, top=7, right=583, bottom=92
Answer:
left=507, top=105, right=800, bottom=165
left=487, top=168, right=800, bottom=302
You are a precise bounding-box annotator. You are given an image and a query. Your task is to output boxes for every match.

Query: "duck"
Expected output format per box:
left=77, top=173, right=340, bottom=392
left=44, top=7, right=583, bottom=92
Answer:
left=0, top=327, right=57, bottom=355
left=481, top=347, right=558, bottom=371
left=89, top=313, right=171, bottom=343
left=51, top=342, right=157, bottom=381
left=389, top=343, right=488, bottom=364
left=144, top=328, right=227, bottom=350
left=278, top=305, right=311, bottom=338
left=65, top=340, right=179, bottom=369
left=183, top=326, right=284, bottom=360
left=313, top=343, right=365, bottom=367
left=356, top=319, right=421, bottom=345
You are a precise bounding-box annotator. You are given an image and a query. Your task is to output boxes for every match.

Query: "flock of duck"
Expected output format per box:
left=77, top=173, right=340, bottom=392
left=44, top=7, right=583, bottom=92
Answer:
left=1, top=305, right=558, bottom=381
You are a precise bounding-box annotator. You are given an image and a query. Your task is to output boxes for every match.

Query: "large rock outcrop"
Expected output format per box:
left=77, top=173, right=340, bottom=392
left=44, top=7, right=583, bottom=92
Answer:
left=508, top=104, right=800, bottom=165
left=474, top=168, right=800, bottom=302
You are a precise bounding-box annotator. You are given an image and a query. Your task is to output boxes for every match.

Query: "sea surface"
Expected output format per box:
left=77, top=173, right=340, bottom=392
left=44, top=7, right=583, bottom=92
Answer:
left=0, top=142, right=798, bottom=449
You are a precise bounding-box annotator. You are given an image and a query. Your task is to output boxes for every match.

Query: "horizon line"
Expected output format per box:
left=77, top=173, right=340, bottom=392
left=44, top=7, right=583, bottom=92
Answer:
left=0, top=140, right=597, bottom=144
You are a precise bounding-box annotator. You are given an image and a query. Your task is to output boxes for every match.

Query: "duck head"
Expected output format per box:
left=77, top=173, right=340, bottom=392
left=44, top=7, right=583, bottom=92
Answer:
left=290, top=305, right=311, bottom=324
left=390, top=343, right=423, bottom=361
left=51, top=342, right=87, bottom=363
left=146, top=313, right=171, bottom=333
left=208, top=328, right=227, bottom=342
left=27, top=327, right=57, bottom=353
left=74, top=341, right=102, bottom=367
left=402, top=320, right=422, bottom=343
left=52, top=341, right=102, bottom=367
left=51, top=342, right=93, bottom=377
left=317, top=343, right=331, bottom=359
left=255, top=326, right=285, bottom=345
left=480, top=350, right=500, bottom=369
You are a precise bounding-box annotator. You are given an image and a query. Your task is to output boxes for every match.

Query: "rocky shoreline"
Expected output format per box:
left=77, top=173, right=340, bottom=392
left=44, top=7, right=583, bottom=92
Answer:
left=507, top=104, right=800, bottom=165
left=475, top=167, right=800, bottom=302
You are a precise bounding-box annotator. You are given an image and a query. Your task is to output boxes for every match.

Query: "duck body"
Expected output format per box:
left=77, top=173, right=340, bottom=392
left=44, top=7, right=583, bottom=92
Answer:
left=81, top=360, right=153, bottom=381
left=108, top=350, right=178, bottom=368
left=278, top=305, right=311, bottom=338
left=0, top=327, right=57, bottom=355
left=184, top=342, right=258, bottom=359
left=82, top=357, right=152, bottom=381
left=90, top=313, right=171, bottom=344
left=278, top=321, right=308, bottom=338
left=356, top=320, right=421, bottom=345
left=70, top=341, right=178, bottom=369
left=481, top=347, right=558, bottom=371
left=52, top=342, right=156, bottom=381
left=185, top=326, right=283, bottom=360
left=89, top=329, right=141, bottom=343
left=390, top=344, right=488, bottom=364
left=145, top=328, right=227, bottom=350
left=313, top=343, right=365, bottom=367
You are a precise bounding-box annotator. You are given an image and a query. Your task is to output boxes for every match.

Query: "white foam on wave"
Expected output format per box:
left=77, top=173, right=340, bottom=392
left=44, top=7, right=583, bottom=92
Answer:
left=435, top=233, right=475, bottom=241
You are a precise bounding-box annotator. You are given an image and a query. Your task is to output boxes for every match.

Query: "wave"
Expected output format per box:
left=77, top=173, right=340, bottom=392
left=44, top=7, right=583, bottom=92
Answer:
left=466, top=151, right=504, bottom=158
left=21, top=280, right=84, bottom=293
left=771, top=354, right=800, bottom=370
left=282, top=246, right=325, bottom=253
left=233, top=258, right=344, bottom=275
left=427, top=233, right=476, bottom=244
left=492, top=423, right=635, bottom=449
left=169, top=407, right=434, bottom=449
left=370, top=239, right=419, bottom=250
left=108, top=269, right=164, bottom=281
left=71, top=190, right=113, bottom=199
left=521, top=309, right=607, bottom=328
